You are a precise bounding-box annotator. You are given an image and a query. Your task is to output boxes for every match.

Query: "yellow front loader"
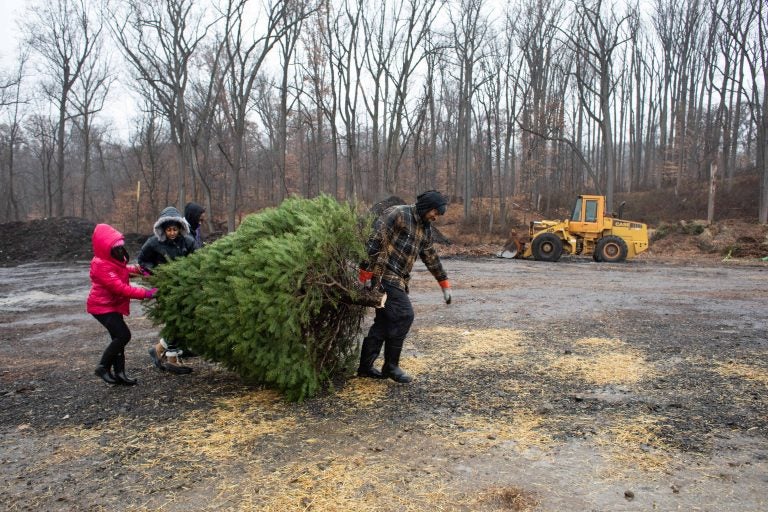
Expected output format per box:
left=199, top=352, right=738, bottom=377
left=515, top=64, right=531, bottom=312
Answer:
left=499, top=195, right=649, bottom=263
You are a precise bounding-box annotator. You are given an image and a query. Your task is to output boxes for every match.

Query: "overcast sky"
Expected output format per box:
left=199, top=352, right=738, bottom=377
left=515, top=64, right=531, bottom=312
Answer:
left=0, top=0, right=137, bottom=140
left=0, top=0, right=26, bottom=66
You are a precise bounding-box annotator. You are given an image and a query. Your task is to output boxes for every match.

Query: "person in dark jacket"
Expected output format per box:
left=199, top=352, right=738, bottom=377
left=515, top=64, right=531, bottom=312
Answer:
left=87, top=223, right=157, bottom=385
left=184, top=202, right=206, bottom=249
left=138, top=206, right=196, bottom=273
left=357, top=190, right=453, bottom=383
left=138, top=206, right=196, bottom=374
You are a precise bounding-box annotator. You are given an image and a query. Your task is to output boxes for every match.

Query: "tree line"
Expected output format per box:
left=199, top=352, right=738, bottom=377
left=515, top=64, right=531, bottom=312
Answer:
left=0, top=0, right=766, bottom=234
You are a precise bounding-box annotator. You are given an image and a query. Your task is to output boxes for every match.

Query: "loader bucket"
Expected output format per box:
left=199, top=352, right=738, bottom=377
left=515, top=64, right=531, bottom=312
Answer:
left=496, top=236, right=523, bottom=259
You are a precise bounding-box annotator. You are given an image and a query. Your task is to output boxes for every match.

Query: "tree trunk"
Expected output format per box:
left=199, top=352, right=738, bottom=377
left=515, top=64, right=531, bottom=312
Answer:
left=80, top=112, right=91, bottom=217
left=707, top=160, right=717, bottom=224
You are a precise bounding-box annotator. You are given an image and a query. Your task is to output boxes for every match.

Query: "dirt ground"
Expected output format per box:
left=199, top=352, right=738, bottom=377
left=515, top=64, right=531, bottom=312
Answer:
left=1, top=214, right=767, bottom=511
left=1, top=239, right=767, bottom=511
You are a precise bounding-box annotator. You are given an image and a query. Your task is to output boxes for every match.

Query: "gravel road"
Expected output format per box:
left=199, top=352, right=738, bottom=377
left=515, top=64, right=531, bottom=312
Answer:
left=1, top=258, right=766, bottom=511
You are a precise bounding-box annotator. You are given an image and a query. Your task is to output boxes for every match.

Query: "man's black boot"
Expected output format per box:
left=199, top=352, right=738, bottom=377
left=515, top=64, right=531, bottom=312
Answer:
left=382, top=342, right=412, bottom=383
left=357, top=337, right=385, bottom=379
left=381, top=364, right=413, bottom=383
left=357, top=366, right=384, bottom=378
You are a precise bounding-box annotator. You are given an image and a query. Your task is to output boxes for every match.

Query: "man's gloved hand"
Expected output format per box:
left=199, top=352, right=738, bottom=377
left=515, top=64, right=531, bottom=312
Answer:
left=439, top=280, right=451, bottom=304
left=359, top=269, right=374, bottom=284
left=145, top=287, right=158, bottom=299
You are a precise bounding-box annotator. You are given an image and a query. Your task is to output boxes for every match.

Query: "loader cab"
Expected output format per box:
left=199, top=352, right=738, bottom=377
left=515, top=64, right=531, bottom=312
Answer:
left=569, top=195, right=604, bottom=234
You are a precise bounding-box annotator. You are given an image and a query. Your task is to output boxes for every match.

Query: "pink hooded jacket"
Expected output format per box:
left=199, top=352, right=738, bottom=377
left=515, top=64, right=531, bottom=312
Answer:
left=86, top=224, right=148, bottom=316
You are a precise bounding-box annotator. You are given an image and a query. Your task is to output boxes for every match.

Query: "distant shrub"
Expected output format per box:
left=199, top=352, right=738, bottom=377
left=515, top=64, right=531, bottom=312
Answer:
left=653, top=221, right=705, bottom=241
left=651, top=222, right=673, bottom=241
left=681, top=222, right=705, bottom=236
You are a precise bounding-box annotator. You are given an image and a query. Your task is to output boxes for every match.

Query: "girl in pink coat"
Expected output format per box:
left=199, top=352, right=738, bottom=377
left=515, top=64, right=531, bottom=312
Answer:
left=87, top=224, right=156, bottom=385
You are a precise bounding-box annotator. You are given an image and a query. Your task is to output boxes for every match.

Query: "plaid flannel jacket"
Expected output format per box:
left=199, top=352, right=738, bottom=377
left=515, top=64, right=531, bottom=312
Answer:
left=365, top=204, right=447, bottom=291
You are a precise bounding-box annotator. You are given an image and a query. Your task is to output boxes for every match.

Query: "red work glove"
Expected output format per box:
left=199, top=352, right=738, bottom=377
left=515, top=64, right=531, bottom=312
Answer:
left=144, top=287, right=158, bottom=299
left=359, top=269, right=374, bottom=284
left=439, top=280, right=451, bottom=304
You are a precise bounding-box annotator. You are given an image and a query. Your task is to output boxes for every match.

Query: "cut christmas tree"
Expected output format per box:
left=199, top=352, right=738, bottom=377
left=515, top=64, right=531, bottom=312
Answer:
left=146, top=195, right=380, bottom=401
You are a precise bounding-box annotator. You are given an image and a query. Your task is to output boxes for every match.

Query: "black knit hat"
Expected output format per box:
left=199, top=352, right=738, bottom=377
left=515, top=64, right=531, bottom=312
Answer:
left=415, top=190, right=448, bottom=217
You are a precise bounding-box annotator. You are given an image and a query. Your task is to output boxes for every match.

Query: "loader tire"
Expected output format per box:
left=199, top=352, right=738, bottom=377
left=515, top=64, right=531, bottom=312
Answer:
left=595, top=235, right=628, bottom=263
left=532, top=233, right=563, bottom=262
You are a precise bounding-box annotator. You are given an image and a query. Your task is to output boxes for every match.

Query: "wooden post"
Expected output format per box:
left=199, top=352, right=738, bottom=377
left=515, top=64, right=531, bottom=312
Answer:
left=135, top=181, right=141, bottom=232
left=707, top=161, right=717, bottom=225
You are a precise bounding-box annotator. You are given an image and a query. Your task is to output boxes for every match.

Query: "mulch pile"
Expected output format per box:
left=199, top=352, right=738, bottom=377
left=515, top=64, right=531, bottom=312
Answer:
left=0, top=217, right=148, bottom=266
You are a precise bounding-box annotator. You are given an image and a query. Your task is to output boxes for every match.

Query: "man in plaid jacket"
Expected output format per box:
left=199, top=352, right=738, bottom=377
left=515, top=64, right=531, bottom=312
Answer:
left=357, top=190, right=452, bottom=383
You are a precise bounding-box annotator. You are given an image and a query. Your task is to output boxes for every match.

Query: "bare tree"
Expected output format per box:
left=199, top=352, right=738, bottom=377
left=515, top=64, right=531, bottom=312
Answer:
left=514, top=0, right=566, bottom=210
left=273, top=3, right=311, bottom=202
left=670, top=1, right=704, bottom=189
left=755, top=0, right=768, bottom=223
left=296, top=6, right=334, bottom=198
left=500, top=10, right=523, bottom=211
left=425, top=31, right=449, bottom=194
left=317, top=3, right=343, bottom=198
left=25, top=0, right=100, bottom=217
left=384, top=0, right=443, bottom=196
left=324, top=0, right=365, bottom=202
left=411, top=29, right=448, bottom=196
left=69, top=30, right=113, bottom=218
left=360, top=0, right=394, bottom=199
left=0, top=51, right=30, bottom=221
left=627, top=4, right=654, bottom=192
left=651, top=0, right=705, bottom=193
left=651, top=0, right=675, bottom=171
left=186, top=43, right=225, bottom=230
left=26, top=113, right=58, bottom=217
left=130, top=98, right=169, bottom=219
left=0, top=64, right=23, bottom=108
left=720, top=0, right=768, bottom=222
left=450, top=0, right=489, bottom=219
left=218, top=0, right=305, bottom=231
left=567, top=0, right=633, bottom=211
left=109, top=0, right=211, bottom=210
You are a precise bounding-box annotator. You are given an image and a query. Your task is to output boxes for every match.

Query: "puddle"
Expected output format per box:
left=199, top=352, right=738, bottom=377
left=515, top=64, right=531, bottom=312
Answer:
left=0, top=291, right=86, bottom=313
left=3, top=314, right=89, bottom=328
left=0, top=263, right=91, bottom=300
left=17, top=325, right=81, bottom=341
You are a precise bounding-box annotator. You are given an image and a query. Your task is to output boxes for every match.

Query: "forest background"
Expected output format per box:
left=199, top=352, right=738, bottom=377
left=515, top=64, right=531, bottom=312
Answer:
left=0, top=0, right=766, bottom=237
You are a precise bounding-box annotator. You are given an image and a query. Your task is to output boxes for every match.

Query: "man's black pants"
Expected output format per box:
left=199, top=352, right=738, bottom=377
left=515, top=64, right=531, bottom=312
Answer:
left=358, top=282, right=414, bottom=370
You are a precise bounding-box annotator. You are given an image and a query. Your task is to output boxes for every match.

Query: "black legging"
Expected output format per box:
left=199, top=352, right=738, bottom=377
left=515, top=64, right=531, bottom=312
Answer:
left=92, top=312, right=132, bottom=368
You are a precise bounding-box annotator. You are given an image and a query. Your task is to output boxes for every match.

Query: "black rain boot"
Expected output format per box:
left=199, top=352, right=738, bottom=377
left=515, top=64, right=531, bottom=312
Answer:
left=381, top=342, right=413, bottom=383
left=95, top=365, right=118, bottom=384
left=96, top=343, right=120, bottom=385
left=113, top=353, right=138, bottom=386
left=357, top=337, right=385, bottom=378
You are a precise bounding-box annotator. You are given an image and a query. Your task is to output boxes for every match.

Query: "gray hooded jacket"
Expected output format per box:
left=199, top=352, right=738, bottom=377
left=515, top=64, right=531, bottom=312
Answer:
left=137, top=206, right=196, bottom=272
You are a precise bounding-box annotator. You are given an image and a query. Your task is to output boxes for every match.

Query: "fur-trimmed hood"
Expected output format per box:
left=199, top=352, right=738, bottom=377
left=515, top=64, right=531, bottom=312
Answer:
left=152, top=206, right=191, bottom=241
